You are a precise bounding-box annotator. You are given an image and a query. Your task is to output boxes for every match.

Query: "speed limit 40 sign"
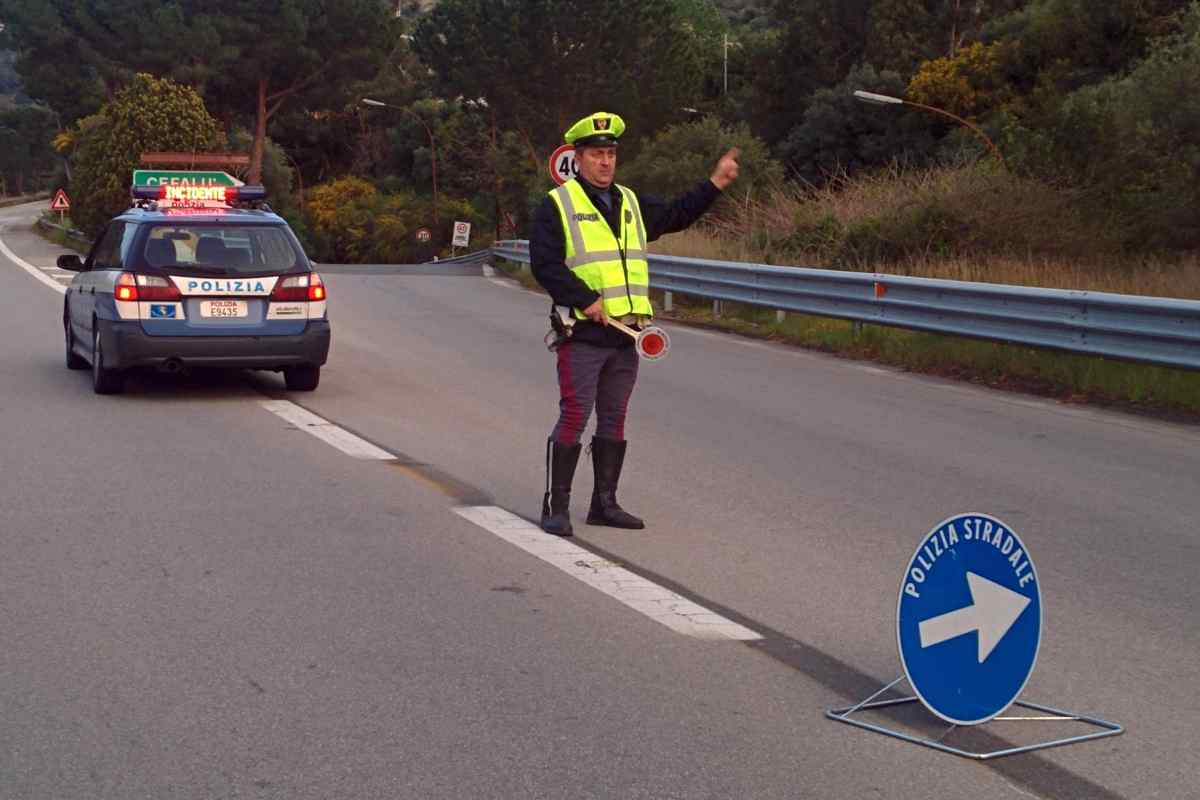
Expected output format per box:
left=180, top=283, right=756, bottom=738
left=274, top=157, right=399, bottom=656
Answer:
left=549, top=144, right=578, bottom=186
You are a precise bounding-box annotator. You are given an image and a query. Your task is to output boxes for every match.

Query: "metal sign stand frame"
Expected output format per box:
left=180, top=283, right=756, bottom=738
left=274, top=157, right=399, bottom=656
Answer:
left=827, top=675, right=1123, bottom=760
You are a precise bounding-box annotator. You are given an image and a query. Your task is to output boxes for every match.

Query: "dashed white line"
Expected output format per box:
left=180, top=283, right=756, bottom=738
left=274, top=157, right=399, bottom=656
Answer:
left=257, top=401, right=757, bottom=642
left=260, top=400, right=395, bottom=460
left=454, top=505, right=762, bottom=642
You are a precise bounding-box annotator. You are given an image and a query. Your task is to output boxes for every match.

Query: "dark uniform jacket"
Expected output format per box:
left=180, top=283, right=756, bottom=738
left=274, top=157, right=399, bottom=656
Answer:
left=531, top=176, right=721, bottom=348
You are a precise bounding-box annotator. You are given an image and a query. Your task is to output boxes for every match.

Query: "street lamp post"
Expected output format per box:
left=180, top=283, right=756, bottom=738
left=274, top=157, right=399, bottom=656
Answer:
left=362, top=97, right=440, bottom=223
left=853, top=90, right=1006, bottom=170
left=723, top=33, right=740, bottom=95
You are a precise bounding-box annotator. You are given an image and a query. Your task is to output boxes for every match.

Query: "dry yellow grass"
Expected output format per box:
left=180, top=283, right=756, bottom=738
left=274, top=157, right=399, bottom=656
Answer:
left=652, top=228, right=1200, bottom=299
left=648, top=162, right=1200, bottom=300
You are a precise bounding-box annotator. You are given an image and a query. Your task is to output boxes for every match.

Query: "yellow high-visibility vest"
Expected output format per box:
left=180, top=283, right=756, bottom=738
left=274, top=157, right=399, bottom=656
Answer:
left=548, top=179, right=653, bottom=320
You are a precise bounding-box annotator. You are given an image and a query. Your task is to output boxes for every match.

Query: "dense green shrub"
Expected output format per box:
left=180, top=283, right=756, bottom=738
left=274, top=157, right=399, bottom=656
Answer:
left=1041, top=2, right=1200, bottom=248
left=837, top=203, right=967, bottom=265
left=777, top=64, right=938, bottom=185
left=619, top=115, right=782, bottom=215
left=69, top=74, right=224, bottom=235
left=305, top=176, right=486, bottom=263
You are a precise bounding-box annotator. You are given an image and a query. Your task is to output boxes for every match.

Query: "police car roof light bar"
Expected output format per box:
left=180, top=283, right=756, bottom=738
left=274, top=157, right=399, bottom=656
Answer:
left=232, top=185, right=267, bottom=202
left=129, top=184, right=269, bottom=210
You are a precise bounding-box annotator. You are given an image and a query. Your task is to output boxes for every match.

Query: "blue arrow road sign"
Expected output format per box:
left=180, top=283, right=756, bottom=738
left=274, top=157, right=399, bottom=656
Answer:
left=897, top=513, right=1041, bottom=725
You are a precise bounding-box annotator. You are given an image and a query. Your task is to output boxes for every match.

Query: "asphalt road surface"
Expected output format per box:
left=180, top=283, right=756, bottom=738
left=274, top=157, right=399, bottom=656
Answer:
left=2, top=202, right=1197, bottom=799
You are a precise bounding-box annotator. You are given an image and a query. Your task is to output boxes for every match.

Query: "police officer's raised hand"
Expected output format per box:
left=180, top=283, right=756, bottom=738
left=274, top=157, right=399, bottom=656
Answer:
left=582, top=299, right=608, bottom=325
left=710, top=148, right=741, bottom=191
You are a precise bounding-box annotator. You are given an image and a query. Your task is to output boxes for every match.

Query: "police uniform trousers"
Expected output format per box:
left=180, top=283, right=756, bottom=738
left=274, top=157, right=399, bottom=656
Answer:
left=551, top=340, right=639, bottom=444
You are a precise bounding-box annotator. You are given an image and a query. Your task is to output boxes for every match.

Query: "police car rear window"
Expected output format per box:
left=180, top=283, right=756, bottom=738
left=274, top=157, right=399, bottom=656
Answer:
left=143, top=225, right=301, bottom=275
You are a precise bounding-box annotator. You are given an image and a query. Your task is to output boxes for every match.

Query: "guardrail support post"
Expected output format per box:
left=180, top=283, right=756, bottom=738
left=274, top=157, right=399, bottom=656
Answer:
left=713, top=299, right=722, bottom=318
left=664, top=291, right=673, bottom=312
left=776, top=310, right=786, bottom=324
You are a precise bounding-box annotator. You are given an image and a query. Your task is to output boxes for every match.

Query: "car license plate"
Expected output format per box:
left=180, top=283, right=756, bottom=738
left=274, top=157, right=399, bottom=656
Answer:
left=201, top=300, right=248, bottom=318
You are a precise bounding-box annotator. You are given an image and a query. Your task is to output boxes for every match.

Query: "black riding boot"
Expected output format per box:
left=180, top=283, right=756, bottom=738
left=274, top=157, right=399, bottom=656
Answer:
left=586, top=436, right=645, bottom=529
left=540, top=438, right=582, bottom=536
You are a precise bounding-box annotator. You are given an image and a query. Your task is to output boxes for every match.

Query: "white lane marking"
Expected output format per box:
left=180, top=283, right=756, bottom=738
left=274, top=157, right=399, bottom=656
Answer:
left=261, top=400, right=395, bottom=460
left=0, top=230, right=67, bottom=295
left=488, top=277, right=523, bottom=291
left=454, top=505, right=762, bottom=642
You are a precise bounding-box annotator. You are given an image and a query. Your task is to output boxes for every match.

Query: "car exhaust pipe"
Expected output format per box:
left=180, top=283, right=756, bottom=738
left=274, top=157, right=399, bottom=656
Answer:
left=160, top=358, right=183, bottom=374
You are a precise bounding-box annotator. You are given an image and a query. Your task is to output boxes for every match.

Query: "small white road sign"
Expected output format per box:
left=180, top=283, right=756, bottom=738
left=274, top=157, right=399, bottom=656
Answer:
left=452, top=221, right=471, bottom=248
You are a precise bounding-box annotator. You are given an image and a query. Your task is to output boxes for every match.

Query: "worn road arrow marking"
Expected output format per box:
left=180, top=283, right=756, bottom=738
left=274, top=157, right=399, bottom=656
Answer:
left=918, top=572, right=1031, bottom=663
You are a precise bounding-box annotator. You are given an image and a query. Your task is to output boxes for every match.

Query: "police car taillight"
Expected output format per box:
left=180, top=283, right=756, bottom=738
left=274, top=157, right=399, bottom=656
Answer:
left=136, top=274, right=181, bottom=301
left=113, top=272, right=181, bottom=302
left=270, top=272, right=326, bottom=302
left=114, top=272, right=137, bottom=301
left=309, top=273, right=326, bottom=301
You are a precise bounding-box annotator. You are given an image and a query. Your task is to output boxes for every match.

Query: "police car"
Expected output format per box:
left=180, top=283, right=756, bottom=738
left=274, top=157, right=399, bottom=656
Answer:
left=58, top=181, right=330, bottom=394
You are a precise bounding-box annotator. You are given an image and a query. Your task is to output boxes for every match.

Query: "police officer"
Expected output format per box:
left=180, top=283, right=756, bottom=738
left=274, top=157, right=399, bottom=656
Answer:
left=533, top=111, right=740, bottom=536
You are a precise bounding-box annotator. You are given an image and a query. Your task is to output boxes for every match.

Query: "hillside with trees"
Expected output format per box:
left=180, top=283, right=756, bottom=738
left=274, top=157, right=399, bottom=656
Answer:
left=0, top=0, right=1196, bottom=267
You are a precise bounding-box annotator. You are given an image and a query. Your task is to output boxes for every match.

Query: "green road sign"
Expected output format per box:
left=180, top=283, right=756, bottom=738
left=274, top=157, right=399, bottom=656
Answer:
left=132, top=170, right=244, bottom=188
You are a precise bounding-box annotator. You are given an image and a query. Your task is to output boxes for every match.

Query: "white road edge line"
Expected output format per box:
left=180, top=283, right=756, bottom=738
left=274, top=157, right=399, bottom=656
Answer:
left=260, top=400, right=395, bottom=460
left=0, top=230, right=67, bottom=295
left=454, top=505, right=762, bottom=642
left=488, top=277, right=523, bottom=291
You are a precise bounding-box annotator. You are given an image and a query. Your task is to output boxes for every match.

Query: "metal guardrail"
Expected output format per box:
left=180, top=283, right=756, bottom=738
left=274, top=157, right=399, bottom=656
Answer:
left=489, top=239, right=1200, bottom=371
left=434, top=249, right=493, bottom=266
left=0, top=192, right=52, bottom=210
left=35, top=216, right=92, bottom=247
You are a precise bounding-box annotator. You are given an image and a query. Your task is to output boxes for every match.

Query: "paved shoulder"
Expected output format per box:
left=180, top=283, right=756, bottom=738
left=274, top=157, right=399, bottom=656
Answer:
left=0, top=205, right=84, bottom=292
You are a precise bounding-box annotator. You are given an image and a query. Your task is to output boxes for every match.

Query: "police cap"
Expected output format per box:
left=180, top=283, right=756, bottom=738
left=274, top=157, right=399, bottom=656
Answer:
left=564, top=112, right=626, bottom=148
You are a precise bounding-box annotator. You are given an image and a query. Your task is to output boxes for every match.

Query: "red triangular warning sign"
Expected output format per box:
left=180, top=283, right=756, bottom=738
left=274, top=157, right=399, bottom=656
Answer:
left=50, top=189, right=70, bottom=211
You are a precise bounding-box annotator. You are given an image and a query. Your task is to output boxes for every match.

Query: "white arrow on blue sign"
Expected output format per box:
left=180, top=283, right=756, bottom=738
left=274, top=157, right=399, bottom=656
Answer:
left=897, top=513, right=1041, bottom=725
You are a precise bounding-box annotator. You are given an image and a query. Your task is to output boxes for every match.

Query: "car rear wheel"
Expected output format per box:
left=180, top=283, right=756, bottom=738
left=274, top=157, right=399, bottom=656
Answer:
left=92, top=327, right=125, bottom=395
left=284, top=364, right=320, bottom=391
left=65, top=315, right=87, bottom=370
